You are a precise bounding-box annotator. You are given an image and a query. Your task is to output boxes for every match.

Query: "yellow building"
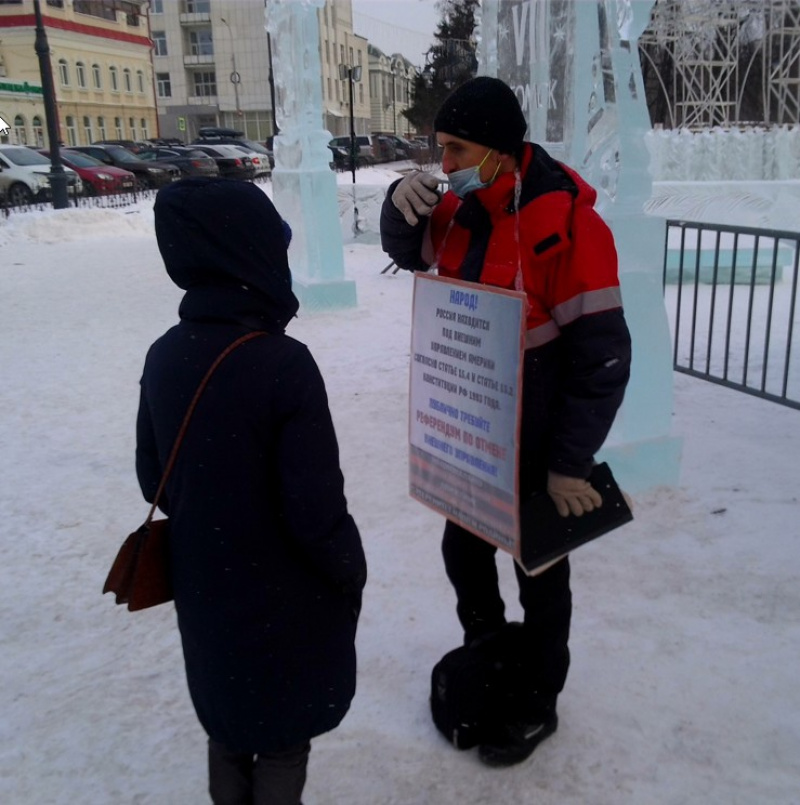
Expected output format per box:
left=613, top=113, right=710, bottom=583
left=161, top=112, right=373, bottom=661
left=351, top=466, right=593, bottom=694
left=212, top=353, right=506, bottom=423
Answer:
left=0, top=0, right=157, bottom=147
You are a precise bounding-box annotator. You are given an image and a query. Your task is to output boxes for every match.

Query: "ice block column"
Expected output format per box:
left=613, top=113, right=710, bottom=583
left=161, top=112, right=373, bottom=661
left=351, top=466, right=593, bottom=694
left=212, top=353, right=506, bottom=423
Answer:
left=265, top=0, right=356, bottom=311
left=479, top=0, right=681, bottom=493
left=590, top=0, right=681, bottom=491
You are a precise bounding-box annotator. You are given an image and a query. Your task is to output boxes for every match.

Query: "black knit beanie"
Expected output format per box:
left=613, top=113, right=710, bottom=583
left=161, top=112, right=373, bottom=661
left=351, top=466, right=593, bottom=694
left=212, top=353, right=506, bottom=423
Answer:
left=434, top=76, right=527, bottom=154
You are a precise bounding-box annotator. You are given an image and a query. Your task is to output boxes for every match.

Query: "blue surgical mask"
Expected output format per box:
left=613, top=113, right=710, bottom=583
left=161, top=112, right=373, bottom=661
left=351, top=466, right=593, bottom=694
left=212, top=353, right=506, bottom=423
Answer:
left=447, top=149, right=498, bottom=198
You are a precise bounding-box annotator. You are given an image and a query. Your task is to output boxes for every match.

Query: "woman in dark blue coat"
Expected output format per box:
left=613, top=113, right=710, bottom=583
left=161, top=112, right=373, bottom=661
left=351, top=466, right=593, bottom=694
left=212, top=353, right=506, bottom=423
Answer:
left=136, top=177, right=367, bottom=805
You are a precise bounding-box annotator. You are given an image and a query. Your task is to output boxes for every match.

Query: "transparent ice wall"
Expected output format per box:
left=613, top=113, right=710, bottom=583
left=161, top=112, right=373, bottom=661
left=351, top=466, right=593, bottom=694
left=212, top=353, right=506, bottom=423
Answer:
left=480, top=0, right=681, bottom=493
left=265, top=0, right=356, bottom=311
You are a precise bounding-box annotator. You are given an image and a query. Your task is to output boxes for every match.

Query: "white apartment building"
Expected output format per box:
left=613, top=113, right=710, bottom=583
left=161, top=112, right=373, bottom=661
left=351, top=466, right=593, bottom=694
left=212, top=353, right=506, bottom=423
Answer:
left=152, top=0, right=373, bottom=144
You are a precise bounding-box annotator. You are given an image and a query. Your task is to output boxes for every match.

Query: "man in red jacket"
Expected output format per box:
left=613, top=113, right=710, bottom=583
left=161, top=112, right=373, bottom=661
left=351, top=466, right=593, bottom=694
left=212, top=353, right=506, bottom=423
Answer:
left=380, top=77, right=631, bottom=767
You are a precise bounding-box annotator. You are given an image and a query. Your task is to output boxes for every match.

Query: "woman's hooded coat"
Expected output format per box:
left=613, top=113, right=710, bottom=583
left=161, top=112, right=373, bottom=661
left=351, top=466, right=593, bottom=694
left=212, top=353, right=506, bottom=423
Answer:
left=136, top=178, right=367, bottom=753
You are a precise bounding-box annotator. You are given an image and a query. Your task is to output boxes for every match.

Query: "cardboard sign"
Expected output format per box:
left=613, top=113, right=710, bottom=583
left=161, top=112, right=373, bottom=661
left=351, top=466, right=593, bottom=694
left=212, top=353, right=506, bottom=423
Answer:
left=409, top=273, right=526, bottom=556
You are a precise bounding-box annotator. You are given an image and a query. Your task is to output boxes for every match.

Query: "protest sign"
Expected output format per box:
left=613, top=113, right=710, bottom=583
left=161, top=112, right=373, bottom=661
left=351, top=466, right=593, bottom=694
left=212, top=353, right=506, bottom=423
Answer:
left=409, top=273, right=526, bottom=556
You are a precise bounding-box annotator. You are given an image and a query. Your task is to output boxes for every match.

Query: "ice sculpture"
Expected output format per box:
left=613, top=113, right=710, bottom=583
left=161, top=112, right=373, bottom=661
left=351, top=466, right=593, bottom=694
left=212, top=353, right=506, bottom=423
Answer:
left=265, top=0, right=356, bottom=311
left=479, top=0, right=681, bottom=492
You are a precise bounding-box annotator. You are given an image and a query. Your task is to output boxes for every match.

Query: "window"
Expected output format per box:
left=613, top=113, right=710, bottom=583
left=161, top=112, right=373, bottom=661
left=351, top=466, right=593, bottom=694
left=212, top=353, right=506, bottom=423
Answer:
left=327, top=77, right=331, bottom=100
left=109, top=66, right=119, bottom=91
left=13, top=114, right=27, bottom=145
left=123, top=68, right=132, bottom=93
left=83, top=115, right=92, bottom=143
left=129, top=117, right=136, bottom=140
left=76, top=62, right=86, bottom=88
left=58, top=59, right=70, bottom=86
left=65, top=115, right=77, bottom=146
left=153, top=31, right=167, bottom=57
left=136, top=70, right=145, bottom=93
left=32, top=116, right=44, bottom=147
left=98, top=116, right=106, bottom=140
left=192, top=71, right=217, bottom=97
left=140, top=118, right=149, bottom=140
left=151, top=0, right=163, bottom=11
left=156, top=72, right=171, bottom=98
left=186, top=0, right=210, bottom=12
left=92, top=63, right=102, bottom=89
left=189, top=29, right=213, bottom=56
left=74, top=0, right=116, bottom=20
left=115, top=117, right=123, bottom=139
left=325, top=41, right=329, bottom=64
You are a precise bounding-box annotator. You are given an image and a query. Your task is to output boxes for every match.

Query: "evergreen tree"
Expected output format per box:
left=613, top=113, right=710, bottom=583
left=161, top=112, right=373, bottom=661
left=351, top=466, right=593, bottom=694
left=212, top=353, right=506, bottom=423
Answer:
left=403, top=0, right=479, bottom=136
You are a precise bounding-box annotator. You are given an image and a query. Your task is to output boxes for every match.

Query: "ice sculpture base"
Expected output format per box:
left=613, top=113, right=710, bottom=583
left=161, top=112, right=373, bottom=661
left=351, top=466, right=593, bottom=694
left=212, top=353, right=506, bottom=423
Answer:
left=598, top=435, right=683, bottom=495
left=292, top=277, right=357, bottom=312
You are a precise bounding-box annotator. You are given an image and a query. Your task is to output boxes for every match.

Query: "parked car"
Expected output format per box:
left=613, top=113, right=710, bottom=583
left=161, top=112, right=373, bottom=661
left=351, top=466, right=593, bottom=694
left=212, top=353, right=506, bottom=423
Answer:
left=328, top=135, right=377, bottom=166
left=225, top=144, right=271, bottom=178
left=328, top=144, right=350, bottom=171
left=386, top=135, right=424, bottom=161
left=70, top=144, right=179, bottom=189
left=146, top=137, right=185, bottom=148
left=189, top=143, right=256, bottom=180
left=39, top=149, right=136, bottom=196
left=136, top=146, right=219, bottom=178
left=92, top=139, right=149, bottom=154
left=0, top=144, right=82, bottom=205
left=193, top=127, right=275, bottom=168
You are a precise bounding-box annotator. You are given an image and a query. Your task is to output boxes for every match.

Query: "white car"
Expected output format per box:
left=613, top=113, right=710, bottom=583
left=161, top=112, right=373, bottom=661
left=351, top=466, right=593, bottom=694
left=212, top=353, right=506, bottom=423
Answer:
left=227, top=144, right=271, bottom=178
left=0, top=145, right=82, bottom=205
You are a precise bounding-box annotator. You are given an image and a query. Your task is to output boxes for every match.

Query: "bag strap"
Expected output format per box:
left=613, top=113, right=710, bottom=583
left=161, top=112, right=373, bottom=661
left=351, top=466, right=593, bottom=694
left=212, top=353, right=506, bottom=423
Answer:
left=145, top=330, right=267, bottom=524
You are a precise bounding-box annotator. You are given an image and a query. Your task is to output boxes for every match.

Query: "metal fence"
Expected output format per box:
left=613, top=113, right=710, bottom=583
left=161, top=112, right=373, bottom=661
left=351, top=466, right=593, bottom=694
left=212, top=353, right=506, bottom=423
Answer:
left=662, top=219, right=800, bottom=410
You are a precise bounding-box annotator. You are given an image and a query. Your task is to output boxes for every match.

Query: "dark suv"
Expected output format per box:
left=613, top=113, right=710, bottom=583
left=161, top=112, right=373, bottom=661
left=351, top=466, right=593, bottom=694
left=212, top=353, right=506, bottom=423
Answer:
left=71, top=144, right=179, bottom=189
left=136, top=146, right=219, bottom=178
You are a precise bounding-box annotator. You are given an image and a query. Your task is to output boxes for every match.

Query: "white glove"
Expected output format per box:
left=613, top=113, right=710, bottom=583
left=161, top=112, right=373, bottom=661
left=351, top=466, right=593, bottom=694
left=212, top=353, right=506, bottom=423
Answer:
left=391, top=170, right=441, bottom=226
left=547, top=471, right=603, bottom=518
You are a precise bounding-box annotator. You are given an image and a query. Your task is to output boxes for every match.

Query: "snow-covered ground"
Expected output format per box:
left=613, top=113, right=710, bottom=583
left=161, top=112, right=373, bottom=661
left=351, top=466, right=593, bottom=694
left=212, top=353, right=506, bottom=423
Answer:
left=1, top=173, right=798, bottom=804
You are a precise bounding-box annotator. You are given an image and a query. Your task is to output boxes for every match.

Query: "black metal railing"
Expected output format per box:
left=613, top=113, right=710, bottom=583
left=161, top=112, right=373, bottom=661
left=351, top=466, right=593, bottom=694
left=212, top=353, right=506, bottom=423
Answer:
left=663, top=219, right=800, bottom=410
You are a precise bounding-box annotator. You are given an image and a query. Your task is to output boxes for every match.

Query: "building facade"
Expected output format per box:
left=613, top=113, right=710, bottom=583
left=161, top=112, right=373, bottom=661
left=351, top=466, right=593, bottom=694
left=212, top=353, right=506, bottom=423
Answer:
left=0, top=0, right=418, bottom=152
left=367, top=45, right=416, bottom=138
left=150, top=0, right=275, bottom=143
left=0, top=0, right=156, bottom=147
left=318, top=0, right=370, bottom=137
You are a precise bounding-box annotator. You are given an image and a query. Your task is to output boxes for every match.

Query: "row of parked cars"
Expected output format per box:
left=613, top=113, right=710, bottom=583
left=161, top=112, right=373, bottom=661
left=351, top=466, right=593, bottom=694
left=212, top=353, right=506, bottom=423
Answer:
left=0, top=128, right=274, bottom=205
left=328, top=133, right=430, bottom=169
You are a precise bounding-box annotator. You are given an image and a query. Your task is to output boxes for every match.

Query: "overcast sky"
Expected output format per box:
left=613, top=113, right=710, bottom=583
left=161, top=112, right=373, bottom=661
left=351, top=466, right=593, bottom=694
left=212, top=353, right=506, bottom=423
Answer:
left=352, top=0, right=440, bottom=66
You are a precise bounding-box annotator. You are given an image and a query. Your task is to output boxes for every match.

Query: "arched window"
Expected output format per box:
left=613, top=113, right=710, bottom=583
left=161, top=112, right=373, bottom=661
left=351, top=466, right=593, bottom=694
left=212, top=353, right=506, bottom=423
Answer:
left=109, top=66, right=119, bottom=92
left=83, top=116, right=92, bottom=143
left=129, top=117, right=136, bottom=140
left=97, top=116, right=106, bottom=140
left=92, top=63, right=102, bottom=89
left=65, top=115, right=77, bottom=146
left=114, top=117, right=123, bottom=139
left=32, top=116, right=44, bottom=147
left=58, top=58, right=70, bottom=86
left=13, top=114, right=27, bottom=145
left=76, top=61, right=86, bottom=88
left=140, top=117, right=149, bottom=139
left=123, top=68, right=132, bottom=93
left=137, top=70, right=145, bottom=93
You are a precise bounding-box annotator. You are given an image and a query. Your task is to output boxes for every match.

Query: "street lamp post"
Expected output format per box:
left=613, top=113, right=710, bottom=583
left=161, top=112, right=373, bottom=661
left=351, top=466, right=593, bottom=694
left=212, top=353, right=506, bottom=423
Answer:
left=338, top=63, right=361, bottom=184
left=32, top=0, right=68, bottom=209
left=267, top=32, right=278, bottom=138
left=219, top=17, right=241, bottom=121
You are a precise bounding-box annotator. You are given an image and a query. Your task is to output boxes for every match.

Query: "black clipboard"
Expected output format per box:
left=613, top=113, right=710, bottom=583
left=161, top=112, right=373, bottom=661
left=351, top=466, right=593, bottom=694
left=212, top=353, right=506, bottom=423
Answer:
left=518, top=462, right=633, bottom=574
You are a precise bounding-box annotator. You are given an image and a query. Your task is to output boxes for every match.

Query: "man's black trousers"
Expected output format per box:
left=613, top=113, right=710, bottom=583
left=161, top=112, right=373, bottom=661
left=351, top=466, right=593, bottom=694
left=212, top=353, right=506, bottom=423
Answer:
left=441, top=520, right=572, bottom=711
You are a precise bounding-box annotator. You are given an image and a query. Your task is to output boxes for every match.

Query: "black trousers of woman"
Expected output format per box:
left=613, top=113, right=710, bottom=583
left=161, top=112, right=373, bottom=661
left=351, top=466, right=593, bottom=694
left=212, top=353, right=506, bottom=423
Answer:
left=208, top=739, right=309, bottom=805
left=441, top=520, right=572, bottom=715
